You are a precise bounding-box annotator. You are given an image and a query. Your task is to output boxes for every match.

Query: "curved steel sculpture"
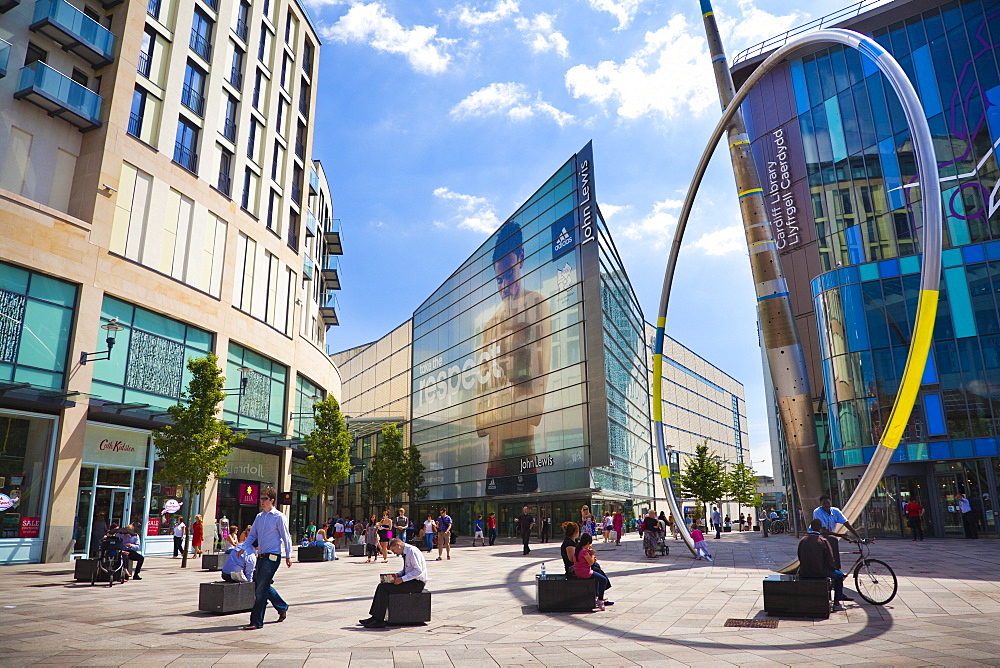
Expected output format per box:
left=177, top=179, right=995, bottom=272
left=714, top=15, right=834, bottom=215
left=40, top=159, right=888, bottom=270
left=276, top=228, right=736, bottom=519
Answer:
left=651, top=21, right=942, bottom=561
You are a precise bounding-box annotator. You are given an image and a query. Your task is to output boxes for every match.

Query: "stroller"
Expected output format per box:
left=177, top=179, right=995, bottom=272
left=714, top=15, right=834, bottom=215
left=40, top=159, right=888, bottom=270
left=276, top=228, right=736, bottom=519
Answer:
left=655, top=534, right=669, bottom=556
left=93, top=534, right=126, bottom=587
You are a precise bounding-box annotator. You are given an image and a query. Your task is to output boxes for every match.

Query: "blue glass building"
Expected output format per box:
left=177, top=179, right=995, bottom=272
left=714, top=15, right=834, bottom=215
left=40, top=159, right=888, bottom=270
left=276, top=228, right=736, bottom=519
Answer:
left=732, top=0, right=1000, bottom=538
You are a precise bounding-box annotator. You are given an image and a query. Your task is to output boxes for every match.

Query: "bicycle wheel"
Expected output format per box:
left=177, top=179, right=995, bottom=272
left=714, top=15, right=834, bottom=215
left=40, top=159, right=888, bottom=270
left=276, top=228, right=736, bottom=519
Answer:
left=770, top=521, right=784, bottom=535
left=854, top=558, right=897, bottom=605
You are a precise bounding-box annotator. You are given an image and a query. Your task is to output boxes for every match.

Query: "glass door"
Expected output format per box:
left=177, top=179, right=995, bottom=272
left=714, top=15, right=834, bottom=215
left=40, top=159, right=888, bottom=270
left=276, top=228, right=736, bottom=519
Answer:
left=934, top=473, right=964, bottom=536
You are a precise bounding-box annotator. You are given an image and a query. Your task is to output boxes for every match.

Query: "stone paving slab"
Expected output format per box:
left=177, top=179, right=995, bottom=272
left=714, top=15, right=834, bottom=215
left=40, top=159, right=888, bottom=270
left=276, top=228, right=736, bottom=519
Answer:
left=2, top=532, right=999, bottom=666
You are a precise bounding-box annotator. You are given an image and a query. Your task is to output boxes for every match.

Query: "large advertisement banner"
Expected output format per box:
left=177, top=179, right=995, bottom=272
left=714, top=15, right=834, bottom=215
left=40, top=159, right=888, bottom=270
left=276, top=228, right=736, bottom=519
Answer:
left=412, top=153, right=591, bottom=499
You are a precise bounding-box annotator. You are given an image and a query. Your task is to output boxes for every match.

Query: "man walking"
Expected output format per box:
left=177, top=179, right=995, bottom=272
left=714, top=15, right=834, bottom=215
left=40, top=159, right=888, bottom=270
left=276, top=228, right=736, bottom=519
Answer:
left=903, top=498, right=924, bottom=541
left=958, top=493, right=978, bottom=539
left=711, top=507, right=722, bottom=539
left=239, top=486, right=292, bottom=630
left=393, top=508, right=409, bottom=544
left=486, top=512, right=498, bottom=546
left=435, top=508, right=452, bottom=561
left=515, top=505, right=535, bottom=555
left=358, top=538, right=428, bottom=628
left=798, top=519, right=852, bottom=608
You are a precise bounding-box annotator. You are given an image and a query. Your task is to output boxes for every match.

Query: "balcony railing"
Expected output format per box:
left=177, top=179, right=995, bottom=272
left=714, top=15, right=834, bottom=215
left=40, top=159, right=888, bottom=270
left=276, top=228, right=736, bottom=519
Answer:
left=30, top=0, right=116, bottom=68
left=223, top=117, right=237, bottom=142
left=14, top=61, right=103, bottom=131
left=217, top=171, right=232, bottom=197
left=189, top=32, right=212, bottom=61
left=229, top=66, right=242, bottom=90
left=173, top=141, right=199, bottom=173
left=0, top=38, right=10, bottom=78
left=303, top=255, right=315, bottom=281
left=323, top=218, right=343, bottom=255
left=321, top=255, right=340, bottom=290
left=320, top=291, right=339, bottom=326
left=127, top=111, right=142, bottom=137
left=290, top=181, right=302, bottom=204
left=309, top=166, right=319, bottom=194
left=305, top=210, right=317, bottom=237
left=235, top=18, right=248, bottom=42
left=181, top=83, right=205, bottom=116
left=137, top=50, right=151, bottom=78
left=147, top=0, right=160, bottom=19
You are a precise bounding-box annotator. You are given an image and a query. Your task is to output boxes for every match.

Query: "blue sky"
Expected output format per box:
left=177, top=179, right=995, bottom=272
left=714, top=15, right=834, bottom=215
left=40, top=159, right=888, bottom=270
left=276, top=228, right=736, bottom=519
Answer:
left=302, top=0, right=835, bottom=475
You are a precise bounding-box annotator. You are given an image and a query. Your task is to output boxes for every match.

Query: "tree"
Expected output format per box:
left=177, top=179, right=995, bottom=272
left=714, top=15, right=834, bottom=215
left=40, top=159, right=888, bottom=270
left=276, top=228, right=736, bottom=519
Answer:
left=152, top=354, right=245, bottom=568
left=727, top=460, right=759, bottom=517
left=363, top=423, right=405, bottom=514
left=676, top=441, right=728, bottom=523
left=299, top=396, right=352, bottom=522
left=401, top=440, right=428, bottom=505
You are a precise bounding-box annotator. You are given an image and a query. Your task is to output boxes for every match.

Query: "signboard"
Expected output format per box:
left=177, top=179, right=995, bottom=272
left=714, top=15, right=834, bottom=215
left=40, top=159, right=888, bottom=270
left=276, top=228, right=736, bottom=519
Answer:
left=239, top=483, right=259, bottom=505
left=0, top=494, right=14, bottom=512
left=82, top=423, right=149, bottom=468
left=279, top=491, right=292, bottom=505
left=162, top=499, right=182, bottom=514
left=146, top=516, right=160, bottom=536
left=19, top=516, right=40, bottom=538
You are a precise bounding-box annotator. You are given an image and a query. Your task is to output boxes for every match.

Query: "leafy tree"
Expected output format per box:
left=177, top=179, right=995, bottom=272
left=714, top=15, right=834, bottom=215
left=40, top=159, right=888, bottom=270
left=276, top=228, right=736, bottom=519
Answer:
left=152, top=354, right=245, bottom=568
left=363, top=423, right=405, bottom=513
left=676, top=441, right=727, bottom=523
left=300, top=396, right=351, bottom=521
left=402, top=439, right=428, bottom=505
left=727, top=460, right=759, bottom=515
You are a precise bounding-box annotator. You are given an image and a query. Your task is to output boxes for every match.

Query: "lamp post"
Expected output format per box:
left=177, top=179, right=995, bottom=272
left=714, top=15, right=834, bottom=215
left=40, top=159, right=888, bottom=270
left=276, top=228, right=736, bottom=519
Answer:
left=80, top=318, right=124, bottom=364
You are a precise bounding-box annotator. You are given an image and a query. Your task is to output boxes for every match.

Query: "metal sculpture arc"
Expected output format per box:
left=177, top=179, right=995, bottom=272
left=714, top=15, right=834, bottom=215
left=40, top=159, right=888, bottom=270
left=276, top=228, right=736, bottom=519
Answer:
left=651, top=28, right=942, bottom=561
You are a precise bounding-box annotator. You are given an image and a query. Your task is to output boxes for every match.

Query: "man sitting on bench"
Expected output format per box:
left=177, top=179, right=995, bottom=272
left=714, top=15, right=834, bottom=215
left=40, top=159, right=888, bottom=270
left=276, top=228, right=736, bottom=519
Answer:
left=798, top=519, right=852, bottom=609
left=358, top=538, right=428, bottom=628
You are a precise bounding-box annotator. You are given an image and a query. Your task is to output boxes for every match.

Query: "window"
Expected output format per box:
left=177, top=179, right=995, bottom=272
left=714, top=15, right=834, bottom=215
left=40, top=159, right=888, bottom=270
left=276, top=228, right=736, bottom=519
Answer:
left=235, top=1, right=250, bottom=41
left=128, top=88, right=147, bottom=138
left=190, top=8, right=214, bottom=60
left=174, top=118, right=199, bottom=172
left=298, top=80, right=310, bottom=116
left=223, top=95, right=238, bottom=142
left=138, top=28, right=155, bottom=78
left=284, top=10, right=296, bottom=45
left=276, top=99, right=285, bottom=137
left=291, top=164, right=302, bottom=204
left=252, top=68, right=263, bottom=109
left=181, top=61, right=206, bottom=116
left=294, top=121, right=305, bottom=159
left=247, top=118, right=259, bottom=160
left=280, top=53, right=289, bottom=90
left=288, top=210, right=299, bottom=250
left=257, top=24, right=268, bottom=61
left=303, top=40, right=314, bottom=78
left=71, top=68, right=89, bottom=88
left=148, top=0, right=162, bottom=20
left=271, top=139, right=282, bottom=180
left=263, top=0, right=270, bottom=19
left=218, top=147, right=233, bottom=196
left=24, top=43, right=47, bottom=66
left=266, top=189, right=278, bottom=231
left=229, top=45, right=244, bottom=90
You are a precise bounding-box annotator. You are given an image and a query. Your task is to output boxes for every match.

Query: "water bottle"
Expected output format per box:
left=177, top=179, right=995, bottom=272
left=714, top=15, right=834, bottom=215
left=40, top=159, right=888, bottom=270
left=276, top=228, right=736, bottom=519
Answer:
left=540, top=562, right=546, bottom=579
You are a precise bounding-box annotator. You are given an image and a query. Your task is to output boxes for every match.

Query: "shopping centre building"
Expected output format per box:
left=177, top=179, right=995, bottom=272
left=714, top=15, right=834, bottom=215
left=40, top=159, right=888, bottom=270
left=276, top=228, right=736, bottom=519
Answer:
left=333, top=143, right=749, bottom=534
left=0, top=0, right=342, bottom=563
left=731, top=0, right=1000, bottom=537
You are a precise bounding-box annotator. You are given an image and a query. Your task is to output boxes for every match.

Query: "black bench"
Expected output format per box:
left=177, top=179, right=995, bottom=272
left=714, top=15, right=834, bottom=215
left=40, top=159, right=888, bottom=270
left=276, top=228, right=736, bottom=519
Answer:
left=387, top=591, right=432, bottom=625
left=348, top=543, right=366, bottom=557
left=202, top=553, right=226, bottom=571
left=763, top=574, right=831, bottom=619
left=74, top=559, right=111, bottom=582
left=536, top=574, right=596, bottom=612
left=199, top=581, right=256, bottom=614
left=297, top=546, right=326, bottom=562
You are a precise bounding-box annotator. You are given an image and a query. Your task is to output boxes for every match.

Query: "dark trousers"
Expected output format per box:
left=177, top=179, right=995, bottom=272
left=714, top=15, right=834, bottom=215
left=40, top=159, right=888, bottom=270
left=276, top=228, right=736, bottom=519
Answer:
left=962, top=512, right=979, bottom=538
left=521, top=531, right=531, bottom=554
left=907, top=516, right=924, bottom=540
left=540, top=526, right=549, bottom=543
left=173, top=536, right=184, bottom=556
left=126, top=550, right=144, bottom=575
left=250, top=554, right=288, bottom=628
left=715, top=523, right=722, bottom=539
left=369, top=579, right=425, bottom=621
left=488, top=528, right=497, bottom=545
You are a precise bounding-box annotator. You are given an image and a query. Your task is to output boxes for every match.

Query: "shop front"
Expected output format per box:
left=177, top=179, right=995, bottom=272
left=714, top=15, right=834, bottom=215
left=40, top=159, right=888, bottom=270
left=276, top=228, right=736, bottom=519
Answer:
left=72, top=423, right=152, bottom=559
left=215, top=447, right=280, bottom=543
left=0, top=409, right=58, bottom=564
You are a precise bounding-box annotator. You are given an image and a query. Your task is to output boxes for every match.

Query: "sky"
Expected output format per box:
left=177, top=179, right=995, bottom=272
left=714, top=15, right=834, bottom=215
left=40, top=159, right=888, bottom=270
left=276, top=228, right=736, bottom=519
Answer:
left=301, top=0, right=833, bottom=477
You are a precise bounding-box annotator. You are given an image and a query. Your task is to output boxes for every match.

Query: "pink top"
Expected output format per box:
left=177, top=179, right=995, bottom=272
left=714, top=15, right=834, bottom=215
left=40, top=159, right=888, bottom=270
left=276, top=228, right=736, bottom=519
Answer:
left=573, top=546, right=594, bottom=579
left=690, top=529, right=704, bottom=542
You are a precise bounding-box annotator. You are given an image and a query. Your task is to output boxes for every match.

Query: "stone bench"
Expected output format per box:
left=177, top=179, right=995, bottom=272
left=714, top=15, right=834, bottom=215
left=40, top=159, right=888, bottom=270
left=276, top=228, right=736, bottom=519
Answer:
left=387, top=591, right=432, bottom=625
left=536, top=574, right=596, bottom=612
left=297, top=546, right=326, bottom=562
left=348, top=543, right=366, bottom=557
left=202, top=553, right=226, bottom=571
left=763, top=574, right=831, bottom=619
left=199, top=581, right=256, bottom=614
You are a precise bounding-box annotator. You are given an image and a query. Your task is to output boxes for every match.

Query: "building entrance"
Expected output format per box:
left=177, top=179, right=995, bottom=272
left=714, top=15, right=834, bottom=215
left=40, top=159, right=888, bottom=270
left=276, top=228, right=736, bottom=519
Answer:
left=934, top=473, right=965, bottom=537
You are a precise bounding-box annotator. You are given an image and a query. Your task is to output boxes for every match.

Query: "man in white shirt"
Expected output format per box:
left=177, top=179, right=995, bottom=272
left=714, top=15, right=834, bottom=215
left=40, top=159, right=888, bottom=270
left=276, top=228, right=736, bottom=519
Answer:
left=359, top=538, right=428, bottom=628
left=813, top=494, right=862, bottom=575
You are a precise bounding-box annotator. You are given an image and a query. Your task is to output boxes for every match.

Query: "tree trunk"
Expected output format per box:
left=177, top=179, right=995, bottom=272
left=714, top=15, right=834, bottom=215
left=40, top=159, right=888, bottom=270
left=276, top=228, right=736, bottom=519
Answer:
left=181, top=484, right=193, bottom=568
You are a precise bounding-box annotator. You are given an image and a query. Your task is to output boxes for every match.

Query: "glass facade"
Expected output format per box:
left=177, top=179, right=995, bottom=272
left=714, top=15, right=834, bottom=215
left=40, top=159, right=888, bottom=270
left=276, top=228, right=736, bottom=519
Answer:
left=224, top=341, right=288, bottom=432
left=292, top=373, right=324, bottom=438
left=740, top=0, right=1000, bottom=536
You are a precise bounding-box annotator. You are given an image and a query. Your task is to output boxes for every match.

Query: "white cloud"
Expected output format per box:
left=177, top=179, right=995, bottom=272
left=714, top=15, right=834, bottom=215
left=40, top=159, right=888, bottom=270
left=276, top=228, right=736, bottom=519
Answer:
left=598, top=203, right=629, bottom=220
left=321, top=3, right=453, bottom=74
left=565, top=15, right=715, bottom=120
left=586, top=0, right=644, bottom=30
left=616, top=198, right=682, bottom=249
left=691, top=225, right=746, bottom=256
left=514, top=13, right=569, bottom=58
left=719, top=0, right=803, bottom=53
left=433, top=187, right=500, bottom=234
left=450, top=0, right=520, bottom=27
left=450, top=83, right=574, bottom=126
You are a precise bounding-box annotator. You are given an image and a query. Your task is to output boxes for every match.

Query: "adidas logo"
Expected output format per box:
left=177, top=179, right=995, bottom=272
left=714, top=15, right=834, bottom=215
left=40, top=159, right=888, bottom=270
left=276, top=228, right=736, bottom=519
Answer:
left=487, top=478, right=496, bottom=490
left=554, top=227, right=573, bottom=252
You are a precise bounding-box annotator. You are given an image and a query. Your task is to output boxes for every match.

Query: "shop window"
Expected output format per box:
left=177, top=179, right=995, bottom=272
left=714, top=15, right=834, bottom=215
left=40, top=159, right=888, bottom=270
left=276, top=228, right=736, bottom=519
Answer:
left=0, top=413, right=55, bottom=539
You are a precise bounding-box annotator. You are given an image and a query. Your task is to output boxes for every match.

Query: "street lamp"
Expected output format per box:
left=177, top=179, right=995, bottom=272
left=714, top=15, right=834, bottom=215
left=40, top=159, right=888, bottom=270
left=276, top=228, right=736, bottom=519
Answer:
left=223, top=365, right=253, bottom=396
left=80, top=318, right=124, bottom=364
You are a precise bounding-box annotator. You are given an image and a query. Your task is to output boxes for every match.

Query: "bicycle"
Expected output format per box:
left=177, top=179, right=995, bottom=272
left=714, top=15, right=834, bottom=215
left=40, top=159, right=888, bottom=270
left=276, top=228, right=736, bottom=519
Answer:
left=841, top=537, right=897, bottom=605
left=769, top=519, right=787, bottom=534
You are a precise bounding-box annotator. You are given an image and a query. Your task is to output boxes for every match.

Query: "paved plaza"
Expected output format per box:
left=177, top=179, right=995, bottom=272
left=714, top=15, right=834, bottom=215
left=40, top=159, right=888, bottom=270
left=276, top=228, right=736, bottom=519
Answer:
left=1, top=531, right=999, bottom=667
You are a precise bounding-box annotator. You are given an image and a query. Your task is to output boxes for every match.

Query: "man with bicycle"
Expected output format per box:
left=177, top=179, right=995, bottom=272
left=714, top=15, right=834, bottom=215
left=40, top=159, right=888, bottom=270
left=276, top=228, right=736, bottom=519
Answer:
left=813, top=495, right=863, bottom=583
left=799, top=519, right=850, bottom=608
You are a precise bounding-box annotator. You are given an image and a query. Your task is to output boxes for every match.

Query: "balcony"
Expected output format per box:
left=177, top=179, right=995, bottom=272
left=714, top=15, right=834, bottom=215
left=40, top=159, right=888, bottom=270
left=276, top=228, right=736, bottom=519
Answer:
left=173, top=141, right=198, bottom=173
left=309, top=166, right=319, bottom=194
left=303, top=255, right=314, bottom=281
left=181, top=83, right=205, bottom=116
left=127, top=111, right=142, bottom=137
left=101, top=0, right=123, bottom=7
left=147, top=0, right=160, bottom=20
left=290, top=180, right=301, bottom=204
left=0, top=0, right=20, bottom=14
left=320, top=292, right=339, bottom=327
left=137, top=50, right=151, bottom=78
left=189, top=32, right=212, bottom=61
left=14, top=61, right=103, bottom=131
left=305, top=210, right=316, bottom=238
left=323, top=218, right=342, bottom=255
left=30, top=0, right=116, bottom=68
left=229, top=66, right=243, bottom=90
left=321, top=255, right=340, bottom=290
left=0, top=39, right=10, bottom=78
left=223, top=117, right=237, bottom=142
left=235, top=18, right=248, bottom=42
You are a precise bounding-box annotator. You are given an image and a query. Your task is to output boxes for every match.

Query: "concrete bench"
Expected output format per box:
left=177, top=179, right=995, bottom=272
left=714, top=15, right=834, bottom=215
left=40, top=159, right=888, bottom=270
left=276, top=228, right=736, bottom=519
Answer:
left=387, top=591, right=432, bottom=625
left=202, top=553, right=226, bottom=571
left=763, top=574, right=831, bottom=619
left=199, top=581, right=256, bottom=614
left=297, top=546, right=326, bottom=562
left=536, top=574, right=596, bottom=612
left=348, top=543, right=366, bottom=557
